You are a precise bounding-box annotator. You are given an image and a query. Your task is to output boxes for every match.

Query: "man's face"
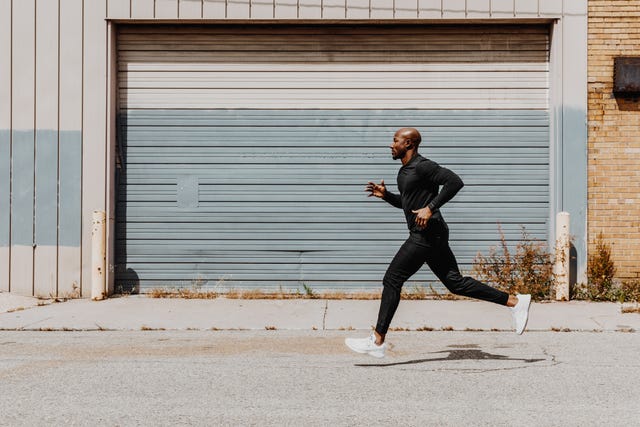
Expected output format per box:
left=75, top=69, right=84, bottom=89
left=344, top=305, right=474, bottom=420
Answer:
left=390, top=130, right=410, bottom=160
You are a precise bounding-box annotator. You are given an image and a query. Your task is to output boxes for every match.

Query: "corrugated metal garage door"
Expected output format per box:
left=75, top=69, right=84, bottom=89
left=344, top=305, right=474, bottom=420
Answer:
left=115, top=24, right=550, bottom=292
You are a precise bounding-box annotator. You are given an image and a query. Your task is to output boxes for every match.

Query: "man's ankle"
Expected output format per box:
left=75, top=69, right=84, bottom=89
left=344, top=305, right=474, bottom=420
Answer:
left=373, top=330, right=385, bottom=345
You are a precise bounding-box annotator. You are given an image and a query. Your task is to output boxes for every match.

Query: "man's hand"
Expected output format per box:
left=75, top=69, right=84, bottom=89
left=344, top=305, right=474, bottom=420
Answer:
left=366, top=180, right=386, bottom=198
left=411, top=206, right=432, bottom=229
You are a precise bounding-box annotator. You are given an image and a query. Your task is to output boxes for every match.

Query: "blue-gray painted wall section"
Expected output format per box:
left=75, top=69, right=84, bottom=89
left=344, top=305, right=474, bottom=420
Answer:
left=11, top=131, right=35, bottom=246
left=0, top=129, right=82, bottom=247
left=0, top=130, right=9, bottom=245
left=35, top=130, right=58, bottom=246
left=58, top=131, right=82, bottom=247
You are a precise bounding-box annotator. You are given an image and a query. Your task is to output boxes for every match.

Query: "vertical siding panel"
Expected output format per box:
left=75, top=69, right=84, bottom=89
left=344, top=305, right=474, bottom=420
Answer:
left=322, top=0, right=345, bottom=19
left=0, top=0, right=10, bottom=292
left=563, top=0, right=586, bottom=15
left=298, top=0, right=321, bottom=18
left=227, top=0, right=250, bottom=18
left=131, top=0, right=155, bottom=18
left=443, top=0, right=466, bottom=18
left=34, top=0, right=59, bottom=297
left=346, top=0, right=368, bottom=19
left=275, top=0, right=297, bottom=19
left=107, top=0, right=131, bottom=18
left=106, top=22, right=117, bottom=296
left=155, top=0, right=178, bottom=18
left=10, top=0, right=36, bottom=296
left=466, top=0, right=490, bottom=18
left=252, top=0, right=275, bottom=19
left=371, top=0, right=393, bottom=19
left=179, top=0, right=203, bottom=18
left=82, top=0, right=107, bottom=297
left=538, top=0, right=561, bottom=16
left=514, top=0, right=538, bottom=16
left=491, top=0, right=515, bottom=17
left=58, top=0, right=83, bottom=297
left=418, top=0, right=441, bottom=18
left=202, top=0, right=225, bottom=18
left=561, top=0, right=587, bottom=283
left=395, top=0, right=417, bottom=18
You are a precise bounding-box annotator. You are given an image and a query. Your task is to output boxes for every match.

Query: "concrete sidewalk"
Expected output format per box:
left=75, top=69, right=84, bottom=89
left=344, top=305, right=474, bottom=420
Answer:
left=1, top=292, right=638, bottom=332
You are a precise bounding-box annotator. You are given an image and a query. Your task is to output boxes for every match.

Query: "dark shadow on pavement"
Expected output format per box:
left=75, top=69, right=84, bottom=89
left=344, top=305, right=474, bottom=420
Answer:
left=355, top=349, right=546, bottom=367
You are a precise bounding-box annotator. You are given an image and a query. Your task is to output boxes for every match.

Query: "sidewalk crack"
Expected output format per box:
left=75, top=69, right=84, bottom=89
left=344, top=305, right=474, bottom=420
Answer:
left=322, top=300, right=328, bottom=330
left=589, top=316, right=604, bottom=329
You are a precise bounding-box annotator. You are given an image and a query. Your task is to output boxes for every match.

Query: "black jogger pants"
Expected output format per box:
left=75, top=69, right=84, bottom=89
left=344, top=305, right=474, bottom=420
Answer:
left=375, top=219, right=509, bottom=336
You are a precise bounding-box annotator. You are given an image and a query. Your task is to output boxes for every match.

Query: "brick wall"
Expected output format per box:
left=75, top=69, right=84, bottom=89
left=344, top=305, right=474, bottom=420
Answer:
left=588, top=0, right=640, bottom=279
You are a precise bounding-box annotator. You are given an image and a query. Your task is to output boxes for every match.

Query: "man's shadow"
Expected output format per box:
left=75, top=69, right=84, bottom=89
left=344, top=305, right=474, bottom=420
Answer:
left=356, top=349, right=545, bottom=367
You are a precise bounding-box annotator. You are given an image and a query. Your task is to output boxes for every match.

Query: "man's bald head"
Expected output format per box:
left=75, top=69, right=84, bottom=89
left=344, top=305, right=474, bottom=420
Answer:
left=390, top=127, right=423, bottom=162
left=395, top=127, right=422, bottom=148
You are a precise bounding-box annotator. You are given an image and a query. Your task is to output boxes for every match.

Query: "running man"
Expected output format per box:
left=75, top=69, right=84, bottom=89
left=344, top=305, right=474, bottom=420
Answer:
left=345, top=128, right=531, bottom=358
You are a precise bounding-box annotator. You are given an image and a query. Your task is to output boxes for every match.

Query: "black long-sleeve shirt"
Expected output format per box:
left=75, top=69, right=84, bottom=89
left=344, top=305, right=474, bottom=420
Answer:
left=382, top=154, right=464, bottom=233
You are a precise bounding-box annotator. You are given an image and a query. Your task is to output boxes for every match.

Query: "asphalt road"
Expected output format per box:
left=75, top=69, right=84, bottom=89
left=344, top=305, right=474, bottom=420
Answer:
left=1, top=330, right=639, bottom=426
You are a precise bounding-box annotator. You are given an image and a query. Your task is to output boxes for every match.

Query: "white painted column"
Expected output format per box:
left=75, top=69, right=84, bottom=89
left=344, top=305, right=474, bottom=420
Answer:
left=91, top=211, right=106, bottom=301
left=555, top=212, right=571, bottom=301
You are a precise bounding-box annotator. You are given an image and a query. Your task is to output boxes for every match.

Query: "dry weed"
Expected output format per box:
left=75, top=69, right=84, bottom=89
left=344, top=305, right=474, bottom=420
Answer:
left=472, top=225, right=553, bottom=300
left=144, top=286, right=467, bottom=300
left=574, top=233, right=640, bottom=302
left=148, top=287, right=218, bottom=299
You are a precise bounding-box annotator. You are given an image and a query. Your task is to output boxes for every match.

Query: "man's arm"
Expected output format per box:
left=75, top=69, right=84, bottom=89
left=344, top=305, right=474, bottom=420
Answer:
left=419, top=160, right=464, bottom=212
left=366, top=180, right=402, bottom=209
left=382, top=189, right=402, bottom=209
left=412, top=160, right=464, bottom=228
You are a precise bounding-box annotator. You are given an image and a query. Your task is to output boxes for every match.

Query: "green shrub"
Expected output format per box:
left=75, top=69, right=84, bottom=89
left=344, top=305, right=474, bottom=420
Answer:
left=472, top=225, right=554, bottom=301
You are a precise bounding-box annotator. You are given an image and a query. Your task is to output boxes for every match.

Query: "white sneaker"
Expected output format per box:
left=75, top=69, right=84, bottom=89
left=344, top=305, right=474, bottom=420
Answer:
left=511, top=293, right=532, bottom=335
left=345, top=333, right=386, bottom=358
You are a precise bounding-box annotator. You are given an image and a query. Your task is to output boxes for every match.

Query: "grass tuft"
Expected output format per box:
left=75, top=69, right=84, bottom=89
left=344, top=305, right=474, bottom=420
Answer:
left=145, top=286, right=466, bottom=300
left=148, top=287, right=218, bottom=299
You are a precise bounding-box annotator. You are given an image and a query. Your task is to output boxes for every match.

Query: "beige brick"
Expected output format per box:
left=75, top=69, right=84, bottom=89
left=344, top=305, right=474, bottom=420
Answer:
left=588, top=0, right=640, bottom=278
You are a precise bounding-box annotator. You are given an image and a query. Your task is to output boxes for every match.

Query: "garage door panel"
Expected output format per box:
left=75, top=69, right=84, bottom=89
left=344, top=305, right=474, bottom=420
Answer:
left=121, top=109, right=549, bottom=126
left=120, top=163, right=548, bottom=175
left=115, top=227, right=545, bottom=242
left=121, top=62, right=550, bottom=73
left=115, top=210, right=548, bottom=226
left=120, top=71, right=548, bottom=89
left=117, top=37, right=549, bottom=52
left=121, top=89, right=547, bottom=109
left=122, top=147, right=549, bottom=159
left=118, top=186, right=550, bottom=203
